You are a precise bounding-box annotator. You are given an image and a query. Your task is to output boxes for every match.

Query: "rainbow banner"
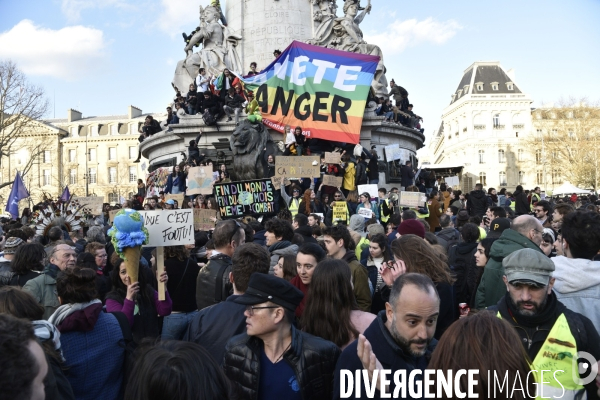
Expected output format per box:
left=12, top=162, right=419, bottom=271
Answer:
left=237, top=41, right=378, bottom=144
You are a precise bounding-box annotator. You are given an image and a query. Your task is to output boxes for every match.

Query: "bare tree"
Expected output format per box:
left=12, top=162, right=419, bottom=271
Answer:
left=0, top=60, right=50, bottom=189
left=528, top=98, right=600, bottom=190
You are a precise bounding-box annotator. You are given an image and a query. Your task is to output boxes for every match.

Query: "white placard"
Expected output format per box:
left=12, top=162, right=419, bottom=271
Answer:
left=138, top=209, right=194, bottom=246
left=358, top=208, right=374, bottom=218
left=358, top=184, right=379, bottom=199
left=444, top=176, right=460, bottom=187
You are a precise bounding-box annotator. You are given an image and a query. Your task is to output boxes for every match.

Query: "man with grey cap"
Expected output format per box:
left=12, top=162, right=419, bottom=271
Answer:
left=488, top=248, right=600, bottom=400
left=223, top=273, right=340, bottom=400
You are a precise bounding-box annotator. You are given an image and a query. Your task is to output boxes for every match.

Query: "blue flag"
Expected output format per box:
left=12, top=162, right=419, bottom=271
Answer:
left=60, top=186, right=71, bottom=202
left=5, top=172, right=30, bottom=220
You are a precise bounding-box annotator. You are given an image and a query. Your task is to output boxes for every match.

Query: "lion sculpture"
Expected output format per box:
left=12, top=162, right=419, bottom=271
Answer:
left=229, top=120, right=281, bottom=181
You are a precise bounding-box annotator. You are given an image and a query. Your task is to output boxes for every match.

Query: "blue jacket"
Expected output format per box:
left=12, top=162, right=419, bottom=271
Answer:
left=165, top=173, right=185, bottom=194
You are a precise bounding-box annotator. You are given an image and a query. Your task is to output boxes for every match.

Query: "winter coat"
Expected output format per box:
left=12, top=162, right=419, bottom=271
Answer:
left=294, top=225, right=317, bottom=244
left=467, top=189, right=488, bottom=217
left=341, top=251, right=372, bottom=312
left=448, top=242, right=478, bottom=305
left=400, top=165, right=414, bottom=188
left=355, top=202, right=380, bottom=220
left=223, top=93, right=245, bottom=109
left=342, top=162, right=356, bottom=191
left=367, top=154, right=379, bottom=180
left=552, top=256, right=600, bottom=331
left=475, top=229, right=543, bottom=309
left=223, top=325, right=341, bottom=400
left=22, top=264, right=61, bottom=320
left=426, top=198, right=442, bottom=232
left=269, top=242, right=299, bottom=273
left=435, top=227, right=460, bottom=252
left=195, top=253, right=232, bottom=311
left=514, top=189, right=530, bottom=215
left=165, top=173, right=185, bottom=194
left=355, top=161, right=368, bottom=186
left=442, top=191, right=451, bottom=210
left=333, top=311, right=437, bottom=400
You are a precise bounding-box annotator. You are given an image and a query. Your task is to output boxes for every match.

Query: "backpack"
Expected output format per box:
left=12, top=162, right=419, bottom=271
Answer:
left=202, top=110, right=219, bottom=130
left=356, top=162, right=368, bottom=185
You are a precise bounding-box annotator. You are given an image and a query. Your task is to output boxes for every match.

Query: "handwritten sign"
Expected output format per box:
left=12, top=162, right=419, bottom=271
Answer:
left=214, top=179, right=276, bottom=219
left=324, top=152, right=341, bottom=164
left=164, top=193, right=184, bottom=206
left=322, top=174, right=343, bottom=188
left=71, top=196, right=104, bottom=216
left=138, top=209, right=194, bottom=246
left=358, top=184, right=379, bottom=199
left=358, top=208, right=374, bottom=218
left=194, top=208, right=217, bottom=231
left=275, top=156, right=320, bottom=178
left=332, top=202, right=348, bottom=223
left=398, top=191, right=427, bottom=208
left=270, top=177, right=292, bottom=190
left=384, top=144, right=407, bottom=162
left=186, top=166, right=214, bottom=196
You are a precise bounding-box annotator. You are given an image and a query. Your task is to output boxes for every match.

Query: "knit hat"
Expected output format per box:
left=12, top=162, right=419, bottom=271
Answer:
left=367, top=224, right=385, bottom=237
left=396, top=219, right=426, bottom=239
left=4, top=237, right=24, bottom=255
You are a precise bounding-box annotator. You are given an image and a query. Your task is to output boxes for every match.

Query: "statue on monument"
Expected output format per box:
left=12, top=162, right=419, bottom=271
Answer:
left=308, top=0, right=389, bottom=98
left=172, top=5, right=242, bottom=92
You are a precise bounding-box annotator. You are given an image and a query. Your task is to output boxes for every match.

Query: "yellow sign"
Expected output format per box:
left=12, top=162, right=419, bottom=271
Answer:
left=332, top=202, right=347, bottom=222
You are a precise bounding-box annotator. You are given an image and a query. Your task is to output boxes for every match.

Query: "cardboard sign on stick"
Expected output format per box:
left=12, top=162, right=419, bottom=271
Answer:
left=71, top=196, right=104, bottom=216
left=194, top=209, right=217, bottom=231
left=398, top=191, right=427, bottom=208
left=270, top=177, right=292, bottom=190
left=322, top=175, right=343, bottom=188
left=138, top=209, right=195, bottom=246
left=156, top=247, right=165, bottom=301
left=186, top=167, right=214, bottom=195
left=275, top=156, right=320, bottom=178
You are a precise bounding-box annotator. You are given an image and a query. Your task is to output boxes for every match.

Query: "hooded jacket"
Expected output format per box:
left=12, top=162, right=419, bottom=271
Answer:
left=475, top=229, right=543, bottom=309
left=467, top=189, right=488, bottom=217
left=552, top=256, right=600, bottom=331
left=513, top=188, right=530, bottom=215
left=294, top=225, right=317, bottom=244
left=341, top=250, right=372, bottom=312
left=448, top=242, right=478, bottom=306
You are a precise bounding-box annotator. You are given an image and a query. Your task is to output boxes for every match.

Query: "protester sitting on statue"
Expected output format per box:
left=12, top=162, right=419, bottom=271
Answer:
left=199, top=90, right=223, bottom=119
left=195, top=67, right=210, bottom=94
left=223, top=88, right=245, bottom=124
left=247, top=61, right=259, bottom=76
left=185, top=83, right=198, bottom=115
left=216, top=69, right=235, bottom=100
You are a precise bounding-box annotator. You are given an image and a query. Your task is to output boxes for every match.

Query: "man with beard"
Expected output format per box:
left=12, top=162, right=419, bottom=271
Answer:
left=490, top=249, right=600, bottom=400
left=333, top=273, right=439, bottom=399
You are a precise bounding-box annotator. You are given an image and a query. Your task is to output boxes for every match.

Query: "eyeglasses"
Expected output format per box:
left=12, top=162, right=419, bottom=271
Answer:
left=246, top=305, right=280, bottom=315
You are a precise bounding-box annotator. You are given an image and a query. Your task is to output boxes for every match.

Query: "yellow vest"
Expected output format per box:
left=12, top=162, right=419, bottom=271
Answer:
left=379, top=199, right=390, bottom=223
left=289, top=198, right=300, bottom=218
left=497, top=312, right=585, bottom=399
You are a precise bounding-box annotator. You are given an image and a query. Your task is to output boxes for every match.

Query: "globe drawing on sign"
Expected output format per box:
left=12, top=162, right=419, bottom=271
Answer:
left=238, top=191, right=254, bottom=206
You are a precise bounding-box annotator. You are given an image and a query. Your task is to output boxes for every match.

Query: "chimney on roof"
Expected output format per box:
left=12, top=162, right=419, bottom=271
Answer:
left=67, top=109, right=82, bottom=122
left=128, top=105, right=142, bottom=120
left=506, top=68, right=515, bottom=82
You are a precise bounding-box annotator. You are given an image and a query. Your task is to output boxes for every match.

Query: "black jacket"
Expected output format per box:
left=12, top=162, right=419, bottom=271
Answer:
left=195, top=253, right=232, bottom=311
left=367, top=153, right=379, bottom=180
left=435, top=227, right=460, bottom=251
left=201, top=94, right=222, bottom=115
left=400, top=165, right=414, bottom=188
left=184, top=295, right=246, bottom=364
left=224, top=93, right=245, bottom=109
left=355, top=160, right=368, bottom=185
left=468, top=189, right=488, bottom=217
left=333, top=311, right=437, bottom=399
left=223, top=325, right=341, bottom=400
left=513, top=189, right=530, bottom=215
left=489, top=293, right=600, bottom=400
left=294, top=225, right=317, bottom=244
left=448, top=242, right=478, bottom=306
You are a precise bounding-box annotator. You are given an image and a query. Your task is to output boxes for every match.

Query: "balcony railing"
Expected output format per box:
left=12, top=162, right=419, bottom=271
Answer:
left=474, top=125, right=486, bottom=130
left=493, top=125, right=505, bottom=130
left=513, top=124, right=524, bottom=129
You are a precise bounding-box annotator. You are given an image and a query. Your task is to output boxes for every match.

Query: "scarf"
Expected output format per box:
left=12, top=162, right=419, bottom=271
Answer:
left=48, top=299, right=102, bottom=328
left=504, top=291, right=558, bottom=328
left=269, top=240, right=292, bottom=253
left=32, top=320, right=65, bottom=361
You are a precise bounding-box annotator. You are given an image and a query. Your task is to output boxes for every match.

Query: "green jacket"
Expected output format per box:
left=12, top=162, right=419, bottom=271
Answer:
left=475, top=229, right=543, bottom=309
left=342, top=251, right=372, bottom=312
left=23, top=269, right=60, bottom=320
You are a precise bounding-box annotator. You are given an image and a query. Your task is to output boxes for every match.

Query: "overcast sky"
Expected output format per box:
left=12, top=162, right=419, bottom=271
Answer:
left=1, top=0, right=599, bottom=146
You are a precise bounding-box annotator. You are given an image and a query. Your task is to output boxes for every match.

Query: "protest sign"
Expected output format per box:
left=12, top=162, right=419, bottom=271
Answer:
left=270, top=176, right=291, bottom=190
left=145, top=167, right=170, bottom=198
left=138, top=209, right=194, bottom=246
left=109, top=209, right=119, bottom=223
left=384, top=144, right=406, bottom=162
left=324, top=152, right=341, bottom=164
left=358, top=184, right=379, bottom=199
left=164, top=193, right=184, bottom=206
left=235, top=40, right=378, bottom=144
left=398, top=191, right=428, bottom=208
left=194, top=209, right=217, bottom=231
left=444, top=176, right=460, bottom=188
left=358, top=208, right=374, bottom=218
left=71, top=196, right=104, bottom=215
left=322, top=174, right=343, bottom=188
left=186, top=166, right=214, bottom=195
left=274, top=156, right=320, bottom=178
left=214, top=179, right=276, bottom=219
left=332, top=202, right=348, bottom=222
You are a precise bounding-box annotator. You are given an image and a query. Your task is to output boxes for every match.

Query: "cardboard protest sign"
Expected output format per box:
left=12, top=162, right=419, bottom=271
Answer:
left=384, top=144, right=406, bottom=162
left=444, top=176, right=460, bottom=188
left=71, top=196, right=104, bottom=216
left=164, top=193, right=184, bottom=206
left=194, top=208, right=217, bottom=231
left=236, top=40, right=378, bottom=144
left=270, top=177, right=292, bottom=190
left=324, top=152, right=341, bottom=164
left=138, top=209, right=194, bottom=246
left=275, top=156, right=320, bottom=178
left=214, top=179, right=276, bottom=219
left=332, top=202, right=348, bottom=222
left=322, top=174, right=343, bottom=188
left=357, top=184, right=379, bottom=199
left=186, top=166, right=214, bottom=196
left=357, top=208, right=374, bottom=218
left=398, top=191, right=428, bottom=208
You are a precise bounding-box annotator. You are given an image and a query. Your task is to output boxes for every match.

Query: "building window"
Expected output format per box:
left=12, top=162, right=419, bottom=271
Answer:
left=552, top=170, right=562, bottom=185
left=493, top=114, right=501, bottom=128
left=517, top=149, right=524, bottom=162
left=108, top=167, right=117, bottom=184
left=70, top=126, right=78, bottom=137
left=90, top=126, right=98, bottom=136
left=518, top=171, right=525, bottom=184
left=69, top=169, right=77, bottom=185
left=110, top=125, right=118, bottom=135
left=69, top=149, right=76, bottom=162
left=88, top=168, right=97, bottom=184
left=479, top=172, right=487, bottom=186
left=129, top=166, right=137, bottom=183
left=108, top=192, right=119, bottom=203
left=88, top=148, right=96, bottom=162
left=478, top=150, right=485, bottom=164
left=109, top=147, right=117, bottom=161
left=129, top=146, right=136, bottom=160
left=498, top=149, right=505, bottom=163
left=43, top=169, right=51, bottom=186
left=499, top=171, right=507, bottom=186
left=536, top=170, right=544, bottom=185
left=506, top=83, right=514, bottom=90
left=43, top=150, right=51, bottom=163
left=491, top=82, right=499, bottom=91
left=476, top=82, right=483, bottom=91
left=535, top=150, right=542, bottom=165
